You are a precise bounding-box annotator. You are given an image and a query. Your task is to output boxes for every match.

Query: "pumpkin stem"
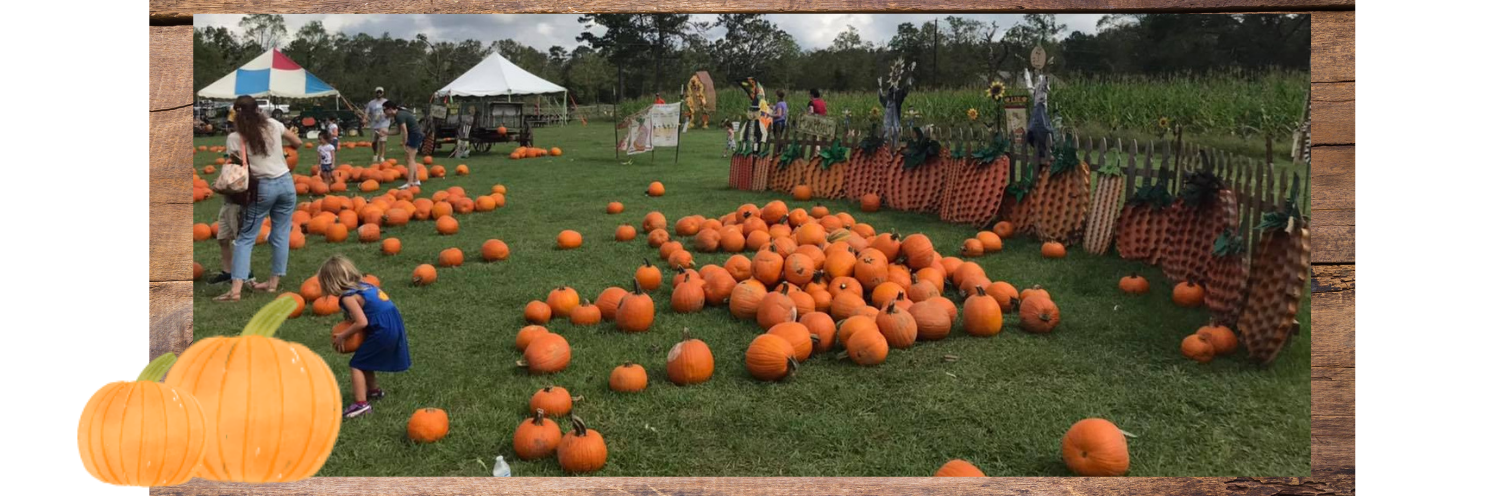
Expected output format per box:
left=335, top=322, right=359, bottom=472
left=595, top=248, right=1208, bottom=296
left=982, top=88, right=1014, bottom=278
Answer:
left=632, top=279, right=642, bottom=294
left=569, top=415, right=589, bottom=436
left=241, top=295, right=298, bottom=338
left=974, top=286, right=987, bottom=297
left=137, top=352, right=178, bottom=382
left=531, top=409, right=548, bottom=426
left=785, top=356, right=799, bottom=381
left=681, top=327, right=692, bottom=341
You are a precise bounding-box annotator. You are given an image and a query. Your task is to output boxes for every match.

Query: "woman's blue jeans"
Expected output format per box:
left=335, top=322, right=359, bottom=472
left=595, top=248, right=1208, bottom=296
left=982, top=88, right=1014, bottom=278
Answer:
left=232, top=173, right=296, bottom=281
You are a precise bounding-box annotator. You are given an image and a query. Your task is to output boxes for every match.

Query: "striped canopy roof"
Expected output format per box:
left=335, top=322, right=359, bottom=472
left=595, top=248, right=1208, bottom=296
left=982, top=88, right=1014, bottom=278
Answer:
left=197, top=49, right=338, bottom=99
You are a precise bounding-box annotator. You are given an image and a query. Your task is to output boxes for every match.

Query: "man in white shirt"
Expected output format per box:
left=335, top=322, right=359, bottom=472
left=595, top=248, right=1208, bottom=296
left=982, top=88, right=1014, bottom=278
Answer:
left=364, top=87, right=389, bottom=165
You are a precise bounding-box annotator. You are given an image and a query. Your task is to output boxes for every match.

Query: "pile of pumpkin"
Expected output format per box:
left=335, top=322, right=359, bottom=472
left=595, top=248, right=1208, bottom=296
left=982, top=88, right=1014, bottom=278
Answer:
left=192, top=182, right=510, bottom=286
left=500, top=197, right=1117, bottom=474
left=509, top=146, right=564, bottom=160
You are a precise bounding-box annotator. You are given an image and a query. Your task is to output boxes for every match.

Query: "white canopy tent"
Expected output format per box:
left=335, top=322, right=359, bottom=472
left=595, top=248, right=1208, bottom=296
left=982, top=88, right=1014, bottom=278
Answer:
left=434, top=52, right=567, bottom=98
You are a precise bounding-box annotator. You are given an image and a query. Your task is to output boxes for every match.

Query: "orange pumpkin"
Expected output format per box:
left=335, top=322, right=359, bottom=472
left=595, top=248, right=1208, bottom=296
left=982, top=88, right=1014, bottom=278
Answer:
left=646, top=181, right=666, bottom=196
left=1181, top=333, right=1216, bottom=363
left=615, top=225, right=637, bottom=241
left=77, top=353, right=207, bottom=487
left=606, top=201, right=625, bottom=214
left=860, top=193, right=880, bottom=212
left=667, top=329, right=715, bottom=385
left=515, top=325, right=550, bottom=351
left=1197, top=324, right=1238, bottom=355
left=513, top=409, right=562, bottom=460
left=986, top=281, right=1020, bottom=312
left=615, top=281, right=655, bottom=332
left=792, top=184, right=812, bottom=200
left=1172, top=281, right=1205, bottom=308
left=800, top=311, right=837, bottom=353
left=976, top=231, right=1004, bottom=252
left=596, top=287, right=627, bottom=321
left=438, top=247, right=464, bottom=267
left=279, top=292, right=306, bottom=318
left=636, top=259, right=663, bottom=291
left=909, top=300, right=952, bottom=341
left=962, top=287, right=1004, bottom=337
left=934, top=459, right=985, bottom=477
left=744, top=334, right=797, bottom=381
left=671, top=272, right=706, bottom=313
left=556, top=229, right=583, bottom=249
left=162, top=298, right=340, bottom=482
left=729, top=280, right=769, bottom=320
left=311, top=295, right=341, bottom=316
left=1119, top=273, right=1150, bottom=295
left=546, top=286, right=581, bottom=318
left=530, top=386, right=573, bottom=417
left=1019, top=295, right=1061, bottom=334
left=1041, top=241, right=1067, bottom=259
left=518, top=333, right=571, bottom=374
left=550, top=147, right=563, bottom=156
left=557, top=415, right=608, bottom=473
left=407, top=407, right=449, bottom=443
left=1061, top=418, right=1130, bottom=476
left=992, top=221, right=1016, bottom=238
left=482, top=239, right=510, bottom=261
left=330, top=320, right=365, bottom=353
left=524, top=300, right=552, bottom=324
left=412, top=264, right=437, bottom=286
left=875, top=302, right=918, bottom=349
left=842, top=328, right=889, bottom=366
left=435, top=215, right=459, bottom=235
left=609, top=363, right=648, bottom=393
left=569, top=300, right=602, bottom=326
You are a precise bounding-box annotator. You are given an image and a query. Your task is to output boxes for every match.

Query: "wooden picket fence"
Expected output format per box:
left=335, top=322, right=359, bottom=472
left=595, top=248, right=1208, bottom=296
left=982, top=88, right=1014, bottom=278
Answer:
left=732, top=119, right=1310, bottom=257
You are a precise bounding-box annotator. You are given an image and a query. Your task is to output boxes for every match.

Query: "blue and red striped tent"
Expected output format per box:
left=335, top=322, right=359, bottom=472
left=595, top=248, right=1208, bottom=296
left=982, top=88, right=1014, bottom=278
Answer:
left=197, top=49, right=339, bottom=99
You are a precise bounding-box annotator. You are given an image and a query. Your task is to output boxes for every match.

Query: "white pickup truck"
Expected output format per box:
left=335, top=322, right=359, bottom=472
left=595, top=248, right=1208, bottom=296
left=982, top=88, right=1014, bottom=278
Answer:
left=257, top=98, right=290, bottom=118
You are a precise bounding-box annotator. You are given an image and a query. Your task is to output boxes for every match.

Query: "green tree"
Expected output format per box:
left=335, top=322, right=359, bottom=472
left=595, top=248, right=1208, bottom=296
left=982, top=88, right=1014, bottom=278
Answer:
left=239, top=14, right=288, bottom=51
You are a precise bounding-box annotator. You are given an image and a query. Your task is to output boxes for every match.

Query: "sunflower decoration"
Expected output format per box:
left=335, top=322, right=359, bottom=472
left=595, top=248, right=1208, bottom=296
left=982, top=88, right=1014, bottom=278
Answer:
left=1158, top=116, right=1170, bottom=129
left=987, top=81, right=1006, bottom=101
left=967, top=108, right=979, bottom=121
left=869, top=106, right=882, bottom=120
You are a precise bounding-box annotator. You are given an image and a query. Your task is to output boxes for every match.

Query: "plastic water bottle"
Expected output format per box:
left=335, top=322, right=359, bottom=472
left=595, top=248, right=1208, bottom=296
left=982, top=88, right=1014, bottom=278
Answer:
left=493, top=455, right=511, bottom=477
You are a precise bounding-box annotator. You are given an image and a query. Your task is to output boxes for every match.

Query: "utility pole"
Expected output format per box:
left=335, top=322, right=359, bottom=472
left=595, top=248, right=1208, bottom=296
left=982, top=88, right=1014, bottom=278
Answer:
left=933, top=17, right=939, bottom=85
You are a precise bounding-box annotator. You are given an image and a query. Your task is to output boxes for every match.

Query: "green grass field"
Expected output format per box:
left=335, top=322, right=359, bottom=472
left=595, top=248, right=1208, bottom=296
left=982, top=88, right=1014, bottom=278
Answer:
left=190, top=123, right=1311, bottom=477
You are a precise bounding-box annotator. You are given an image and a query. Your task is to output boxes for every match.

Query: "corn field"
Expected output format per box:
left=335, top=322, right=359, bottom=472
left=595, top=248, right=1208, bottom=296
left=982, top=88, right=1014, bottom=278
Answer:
left=610, top=71, right=1308, bottom=142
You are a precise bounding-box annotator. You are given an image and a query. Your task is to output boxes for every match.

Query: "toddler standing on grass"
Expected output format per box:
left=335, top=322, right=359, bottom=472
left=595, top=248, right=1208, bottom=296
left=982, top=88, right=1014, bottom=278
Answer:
left=316, top=133, right=336, bottom=184
left=320, top=255, right=411, bottom=419
left=722, top=119, right=737, bottom=157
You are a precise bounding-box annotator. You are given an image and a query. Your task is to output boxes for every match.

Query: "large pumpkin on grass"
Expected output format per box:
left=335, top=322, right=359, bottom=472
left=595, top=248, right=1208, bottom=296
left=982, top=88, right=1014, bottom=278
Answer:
left=547, top=286, right=580, bottom=318
left=842, top=328, right=889, bottom=366
left=729, top=280, right=768, bottom=320
left=407, top=408, right=448, bottom=443
left=524, top=300, right=552, bottom=324
left=962, top=287, right=1004, bottom=337
left=666, top=329, right=715, bottom=385
left=596, top=287, right=627, bottom=321
left=1172, top=281, right=1205, bottom=308
left=744, top=334, right=797, bottom=381
left=875, top=302, right=918, bottom=349
left=77, top=353, right=207, bottom=487
left=635, top=259, right=663, bottom=291
left=615, top=282, right=655, bottom=332
left=557, top=416, right=608, bottom=473
left=800, top=311, right=837, bottom=353
left=557, top=230, right=583, bottom=249
left=515, top=325, right=549, bottom=351
left=1019, top=296, right=1061, bottom=334
left=609, top=363, right=648, bottom=393
left=1062, top=418, right=1129, bottom=476
left=518, top=333, right=571, bottom=374
left=482, top=239, right=510, bottom=261
left=909, top=300, right=952, bottom=341
left=162, top=298, right=341, bottom=482
left=513, top=409, right=561, bottom=460
left=529, top=386, right=573, bottom=417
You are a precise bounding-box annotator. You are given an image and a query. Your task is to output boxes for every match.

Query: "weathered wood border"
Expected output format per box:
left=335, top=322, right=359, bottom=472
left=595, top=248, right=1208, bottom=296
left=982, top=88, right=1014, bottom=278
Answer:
left=149, top=3, right=1353, bottom=493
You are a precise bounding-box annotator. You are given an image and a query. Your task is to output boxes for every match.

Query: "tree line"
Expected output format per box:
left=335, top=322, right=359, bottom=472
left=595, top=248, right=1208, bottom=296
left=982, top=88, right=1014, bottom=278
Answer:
left=194, top=14, right=1310, bottom=107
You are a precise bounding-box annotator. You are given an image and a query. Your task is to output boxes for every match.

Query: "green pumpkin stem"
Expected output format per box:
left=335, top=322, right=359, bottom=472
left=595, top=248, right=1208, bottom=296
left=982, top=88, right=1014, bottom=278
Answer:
left=137, top=353, right=178, bottom=382
left=241, top=295, right=297, bottom=338
left=569, top=415, right=589, bottom=436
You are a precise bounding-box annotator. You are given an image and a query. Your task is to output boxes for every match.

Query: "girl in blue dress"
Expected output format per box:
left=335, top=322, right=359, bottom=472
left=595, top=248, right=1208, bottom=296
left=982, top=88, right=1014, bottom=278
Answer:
left=319, top=255, right=412, bottom=419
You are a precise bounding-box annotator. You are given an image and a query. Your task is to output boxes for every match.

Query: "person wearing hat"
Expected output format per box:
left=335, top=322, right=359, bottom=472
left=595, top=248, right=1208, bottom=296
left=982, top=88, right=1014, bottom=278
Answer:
left=364, top=87, right=390, bottom=165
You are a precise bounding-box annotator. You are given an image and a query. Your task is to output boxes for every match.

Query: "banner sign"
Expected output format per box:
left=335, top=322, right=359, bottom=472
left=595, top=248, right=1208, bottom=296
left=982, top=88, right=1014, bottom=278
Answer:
left=617, top=106, right=653, bottom=155
left=649, top=103, right=681, bottom=147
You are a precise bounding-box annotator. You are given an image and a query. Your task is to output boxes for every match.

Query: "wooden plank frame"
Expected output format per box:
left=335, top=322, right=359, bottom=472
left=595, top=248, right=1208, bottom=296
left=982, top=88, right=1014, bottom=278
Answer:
left=148, top=2, right=1354, bottom=494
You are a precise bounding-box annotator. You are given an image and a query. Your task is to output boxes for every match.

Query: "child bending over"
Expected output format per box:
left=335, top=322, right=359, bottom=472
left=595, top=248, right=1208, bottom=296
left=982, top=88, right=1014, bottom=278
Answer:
left=320, top=255, right=412, bottom=418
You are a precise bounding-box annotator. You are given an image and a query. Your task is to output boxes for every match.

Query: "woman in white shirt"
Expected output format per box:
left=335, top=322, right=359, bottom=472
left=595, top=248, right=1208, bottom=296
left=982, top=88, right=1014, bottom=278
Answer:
left=215, top=95, right=304, bottom=302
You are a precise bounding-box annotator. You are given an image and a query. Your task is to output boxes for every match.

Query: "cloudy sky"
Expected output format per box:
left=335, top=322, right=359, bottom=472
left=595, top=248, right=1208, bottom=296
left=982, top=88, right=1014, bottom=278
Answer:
left=194, top=14, right=1105, bottom=51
